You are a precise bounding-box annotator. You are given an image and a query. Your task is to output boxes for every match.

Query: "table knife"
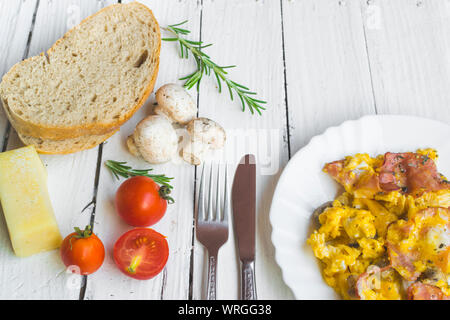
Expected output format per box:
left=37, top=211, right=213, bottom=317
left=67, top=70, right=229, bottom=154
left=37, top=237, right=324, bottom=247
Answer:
left=232, top=154, right=257, bottom=300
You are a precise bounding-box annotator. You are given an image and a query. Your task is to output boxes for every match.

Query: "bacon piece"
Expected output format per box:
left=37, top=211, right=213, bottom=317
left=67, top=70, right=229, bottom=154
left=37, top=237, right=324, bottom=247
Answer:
left=385, top=208, right=431, bottom=281
left=325, top=152, right=449, bottom=197
left=355, top=265, right=400, bottom=300
left=407, top=282, right=450, bottom=300
left=324, top=160, right=382, bottom=196
left=379, top=152, right=448, bottom=195
left=353, top=173, right=383, bottom=198
left=386, top=243, right=421, bottom=281
left=355, top=265, right=383, bottom=299
left=324, top=160, right=358, bottom=188
left=386, top=207, right=450, bottom=280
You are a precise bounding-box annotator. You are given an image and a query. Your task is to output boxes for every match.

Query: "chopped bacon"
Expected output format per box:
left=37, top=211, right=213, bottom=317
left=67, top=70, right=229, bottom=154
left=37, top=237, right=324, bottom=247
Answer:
left=324, top=152, right=449, bottom=197
left=355, top=265, right=398, bottom=300
left=324, top=160, right=382, bottom=197
left=324, top=160, right=358, bottom=188
left=355, top=265, right=383, bottom=299
left=385, top=208, right=433, bottom=281
left=407, top=282, right=450, bottom=300
left=379, top=152, right=448, bottom=196
left=386, top=243, right=421, bottom=281
left=386, top=207, right=450, bottom=280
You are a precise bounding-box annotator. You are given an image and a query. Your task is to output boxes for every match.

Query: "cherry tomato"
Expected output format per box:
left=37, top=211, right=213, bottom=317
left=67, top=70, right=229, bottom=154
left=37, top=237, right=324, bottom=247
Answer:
left=113, top=228, right=169, bottom=280
left=115, top=176, right=171, bottom=227
left=60, top=225, right=105, bottom=275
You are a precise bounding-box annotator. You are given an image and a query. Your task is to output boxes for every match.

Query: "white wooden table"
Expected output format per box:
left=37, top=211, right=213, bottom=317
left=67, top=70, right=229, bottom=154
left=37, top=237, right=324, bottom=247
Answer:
left=0, top=0, right=449, bottom=300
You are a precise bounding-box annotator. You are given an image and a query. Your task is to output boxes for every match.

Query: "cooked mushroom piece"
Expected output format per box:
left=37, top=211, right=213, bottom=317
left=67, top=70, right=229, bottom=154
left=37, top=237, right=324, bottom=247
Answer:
left=182, top=140, right=210, bottom=166
left=127, top=115, right=178, bottom=164
left=154, top=83, right=197, bottom=125
left=181, top=117, right=226, bottom=165
left=186, top=117, right=226, bottom=149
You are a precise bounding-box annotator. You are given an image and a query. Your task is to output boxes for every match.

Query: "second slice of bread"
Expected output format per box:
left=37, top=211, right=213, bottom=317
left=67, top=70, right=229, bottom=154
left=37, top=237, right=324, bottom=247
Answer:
left=0, top=2, right=160, bottom=140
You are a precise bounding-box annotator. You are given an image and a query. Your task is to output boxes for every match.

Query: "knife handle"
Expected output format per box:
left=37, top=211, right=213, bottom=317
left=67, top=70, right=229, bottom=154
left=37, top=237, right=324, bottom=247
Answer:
left=241, top=261, right=257, bottom=300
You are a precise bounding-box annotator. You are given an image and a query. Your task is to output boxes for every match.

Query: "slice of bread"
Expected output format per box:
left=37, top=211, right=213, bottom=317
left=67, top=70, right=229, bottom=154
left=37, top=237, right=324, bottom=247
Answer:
left=0, top=2, right=160, bottom=140
left=17, top=129, right=118, bottom=154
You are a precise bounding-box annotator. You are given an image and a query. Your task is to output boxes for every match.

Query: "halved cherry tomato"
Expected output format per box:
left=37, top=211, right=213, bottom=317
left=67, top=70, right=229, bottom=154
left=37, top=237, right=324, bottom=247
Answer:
left=115, top=176, right=171, bottom=227
left=60, top=225, right=105, bottom=275
left=113, top=228, right=169, bottom=280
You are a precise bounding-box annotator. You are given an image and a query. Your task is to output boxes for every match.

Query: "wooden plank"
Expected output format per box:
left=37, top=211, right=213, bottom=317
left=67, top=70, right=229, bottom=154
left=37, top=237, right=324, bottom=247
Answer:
left=0, top=1, right=38, bottom=81
left=0, top=0, right=117, bottom=300
left=192, top=0, right=292, bottom=300
left=83, top=0, right=201, bottom=300
left=282, top=0, right=376, bottom=154
left=0, top=0, right=38, bottom=146
left=0, top=0, right=40, bottom=300
left=361, top=0, right=450, bottom=122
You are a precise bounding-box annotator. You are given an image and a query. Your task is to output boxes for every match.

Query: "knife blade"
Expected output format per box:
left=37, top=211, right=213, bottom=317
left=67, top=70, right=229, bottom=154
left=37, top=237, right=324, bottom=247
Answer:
left=232, top=154, right=257, bottom=300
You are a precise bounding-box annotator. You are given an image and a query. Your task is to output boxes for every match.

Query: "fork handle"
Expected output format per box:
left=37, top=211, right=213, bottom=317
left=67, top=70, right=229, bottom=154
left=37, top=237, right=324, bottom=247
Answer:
left=241, top=261, right=257, bottom=300
left=206, top=251, right=218, bottom=300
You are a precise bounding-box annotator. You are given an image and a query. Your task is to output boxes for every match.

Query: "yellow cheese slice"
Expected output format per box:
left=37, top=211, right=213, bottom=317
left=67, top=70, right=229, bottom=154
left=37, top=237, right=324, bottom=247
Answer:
left=0, top=145, right=62, bottom=257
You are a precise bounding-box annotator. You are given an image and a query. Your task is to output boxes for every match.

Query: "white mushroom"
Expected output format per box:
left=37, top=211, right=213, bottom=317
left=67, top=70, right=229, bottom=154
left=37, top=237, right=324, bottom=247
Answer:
left=127, top=115, right=178, bottom=164
left=155, top=83, right=197, bottom=125
left=181, top=117, right=226, bottom=165
left=186, top=117, right=226, bottom=149
left=126, top=135, right=140, bottom=157
left=181, top=140, right=210, bottom=166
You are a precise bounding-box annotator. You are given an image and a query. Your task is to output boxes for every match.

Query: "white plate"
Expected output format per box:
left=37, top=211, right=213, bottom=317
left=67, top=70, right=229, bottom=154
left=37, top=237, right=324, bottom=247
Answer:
left=269, top=115, right=450, bottom=300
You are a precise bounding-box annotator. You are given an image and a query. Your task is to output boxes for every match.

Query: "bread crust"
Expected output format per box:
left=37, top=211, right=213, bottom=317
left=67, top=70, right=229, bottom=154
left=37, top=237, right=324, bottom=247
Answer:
left=17, top=129, right=119, bottom=155
left=1, top=2, right=160, bottom=140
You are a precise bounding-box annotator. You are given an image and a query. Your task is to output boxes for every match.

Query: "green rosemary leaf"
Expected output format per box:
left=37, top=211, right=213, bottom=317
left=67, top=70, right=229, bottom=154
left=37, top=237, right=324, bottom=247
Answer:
left=171, top=27, right=190, bottom=35
left=220, top=65, right=236, bottom=69
left=185, top=39, right=203, bottom=45
left=169, top=20, right=189, bottom=27
left=251, top=98, right=267, bottom=104
left=179, top=72, right=196, bottom=81
left=180, top=43, right=185, bottom=58
left=199, top=43, right=213, bottom=49
left=227, top=82, right=234, bottom=100
left=229, top=80, right=250, bottom=90
left=105, top=160, right=174, bottom=189
left=238, top=94, right=246, bottom=112
left=162, top=20, right=266, bottom=115
left=214, top=71, right=222, bottom=93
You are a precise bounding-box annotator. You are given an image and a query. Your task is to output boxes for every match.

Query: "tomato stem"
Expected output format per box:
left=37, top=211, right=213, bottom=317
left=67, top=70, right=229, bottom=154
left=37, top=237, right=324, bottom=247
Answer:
left=127, top=255, right=142, bottom=274
left=159, top=186, right=175, bottom=204
left=74, top=225, right=93, bottom=239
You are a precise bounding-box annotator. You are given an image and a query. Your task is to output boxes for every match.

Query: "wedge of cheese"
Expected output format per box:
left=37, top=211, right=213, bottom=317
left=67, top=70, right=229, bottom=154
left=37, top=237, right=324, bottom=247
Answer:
left=0, top=145, right=62, bottom=257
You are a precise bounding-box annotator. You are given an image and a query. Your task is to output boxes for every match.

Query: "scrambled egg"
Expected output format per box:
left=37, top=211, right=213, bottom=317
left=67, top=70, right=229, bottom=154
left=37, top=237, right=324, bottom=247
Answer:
left=307, top=149, right=450, bottom=300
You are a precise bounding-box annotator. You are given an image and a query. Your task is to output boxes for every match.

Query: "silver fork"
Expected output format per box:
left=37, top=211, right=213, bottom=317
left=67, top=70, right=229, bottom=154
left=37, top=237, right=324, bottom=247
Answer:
left=196, top=163, right=230, bottom=300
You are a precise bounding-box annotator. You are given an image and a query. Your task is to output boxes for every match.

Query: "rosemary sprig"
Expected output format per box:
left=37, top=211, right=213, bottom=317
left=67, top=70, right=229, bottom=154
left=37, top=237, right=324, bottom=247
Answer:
left=105, top=160, right=174, bottom=189
left=162, top=20, right=266, bottom=115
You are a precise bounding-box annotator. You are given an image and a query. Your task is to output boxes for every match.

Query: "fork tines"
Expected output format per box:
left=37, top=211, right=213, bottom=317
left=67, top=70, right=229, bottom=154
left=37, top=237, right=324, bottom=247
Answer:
left=197, top=163, right=229, bottom=225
